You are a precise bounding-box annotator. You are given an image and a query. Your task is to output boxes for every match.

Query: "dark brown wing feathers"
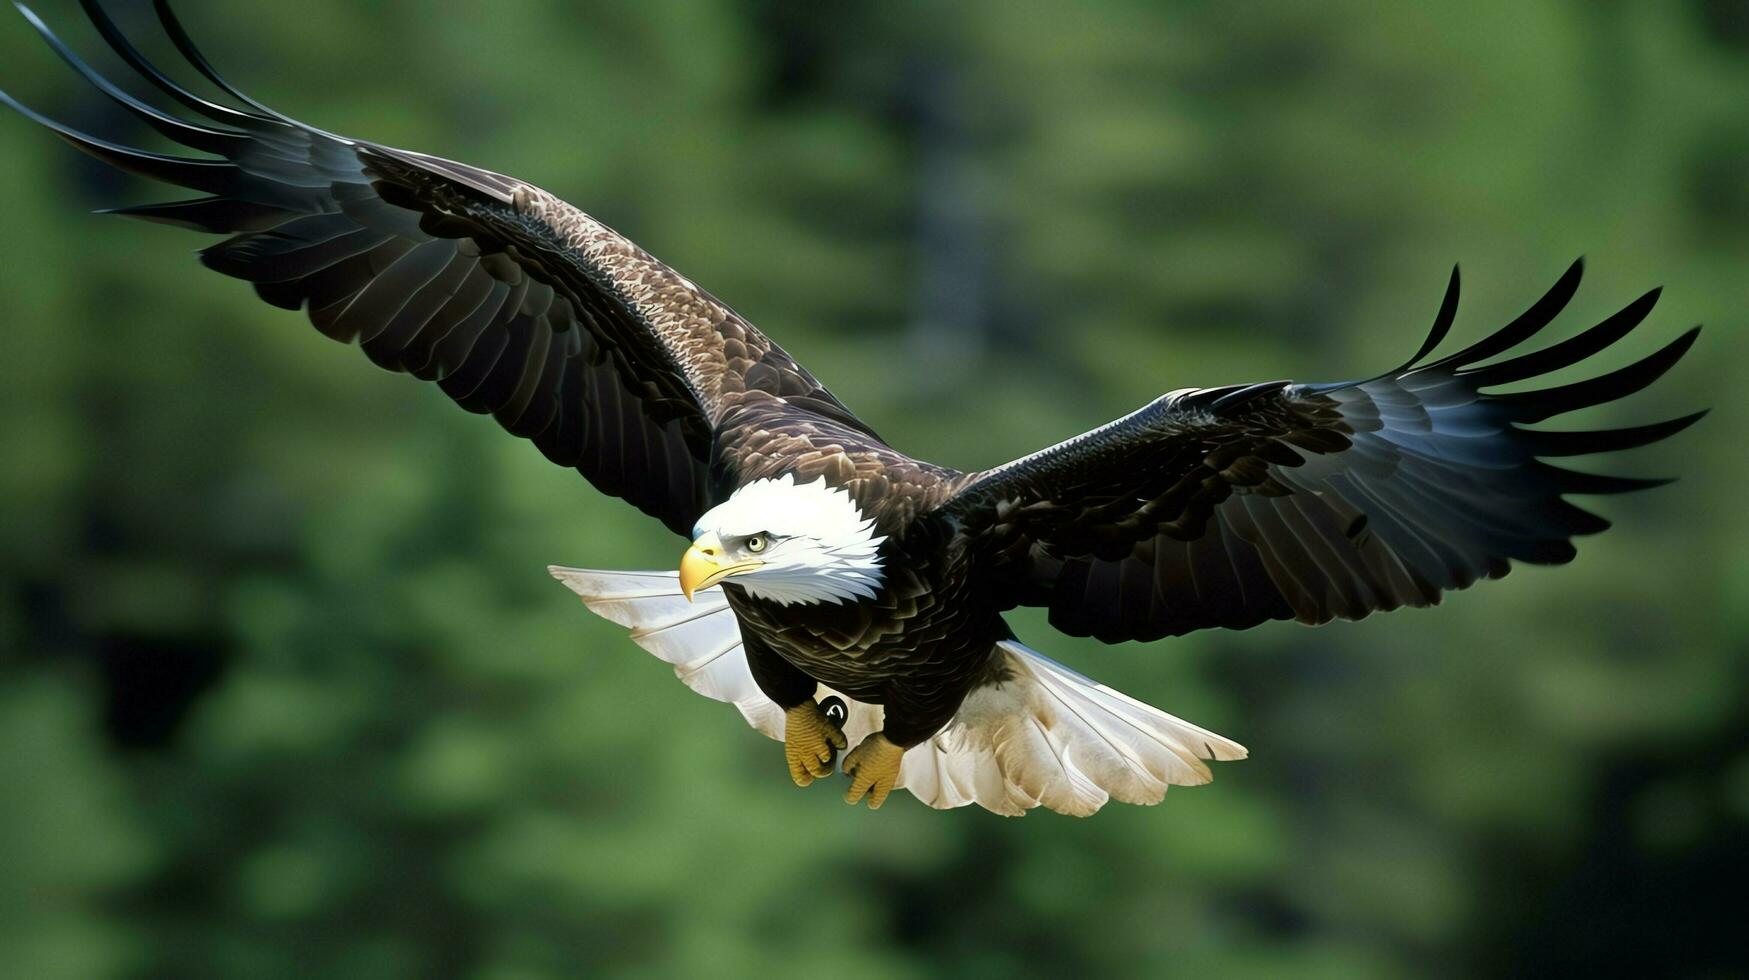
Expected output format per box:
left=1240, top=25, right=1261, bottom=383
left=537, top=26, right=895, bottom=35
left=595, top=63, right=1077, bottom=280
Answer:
left=945, top=260, right=1702, bottom=643
left=2, top=0, right=870, bottom=536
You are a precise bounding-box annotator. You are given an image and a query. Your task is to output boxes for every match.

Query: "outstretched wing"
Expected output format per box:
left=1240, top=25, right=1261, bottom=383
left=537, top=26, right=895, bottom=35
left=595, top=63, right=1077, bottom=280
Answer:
left=2, top=1, right=872, bottom=536
left=941, top=262, right=1703, bottom=643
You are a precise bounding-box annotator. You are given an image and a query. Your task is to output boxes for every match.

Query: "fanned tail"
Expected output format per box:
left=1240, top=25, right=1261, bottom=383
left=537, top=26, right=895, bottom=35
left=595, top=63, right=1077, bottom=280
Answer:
left=896, top=640, right=1245, bottom=816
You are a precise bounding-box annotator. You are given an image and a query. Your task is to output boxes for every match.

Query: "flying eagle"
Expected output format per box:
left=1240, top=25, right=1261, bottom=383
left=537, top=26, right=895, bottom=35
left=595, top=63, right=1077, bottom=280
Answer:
left=3, top=2, right=1702, bottom=816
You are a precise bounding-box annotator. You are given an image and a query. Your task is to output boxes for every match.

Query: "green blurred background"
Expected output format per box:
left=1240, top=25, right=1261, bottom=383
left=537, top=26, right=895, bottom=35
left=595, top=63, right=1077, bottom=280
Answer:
left=2, top=1, right=1745, bottom=976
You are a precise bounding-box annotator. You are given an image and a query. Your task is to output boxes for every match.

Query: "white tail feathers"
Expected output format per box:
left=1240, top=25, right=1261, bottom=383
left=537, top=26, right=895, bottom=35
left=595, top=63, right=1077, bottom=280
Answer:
left=549, top=565, right=1246, bottom=816
left=900, top=641, right=1247, bottom=816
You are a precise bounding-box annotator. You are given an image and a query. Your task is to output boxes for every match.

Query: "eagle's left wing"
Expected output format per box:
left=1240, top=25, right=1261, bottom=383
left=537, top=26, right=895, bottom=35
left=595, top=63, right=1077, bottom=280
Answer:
left=939, top=263, right=1703, bottom=644
left=1, top=1, right=877, bottom=538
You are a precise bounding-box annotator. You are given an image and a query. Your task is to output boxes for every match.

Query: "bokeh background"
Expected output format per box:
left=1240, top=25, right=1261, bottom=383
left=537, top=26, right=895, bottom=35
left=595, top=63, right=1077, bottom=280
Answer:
left=2, top=1, right=1746, bottom=976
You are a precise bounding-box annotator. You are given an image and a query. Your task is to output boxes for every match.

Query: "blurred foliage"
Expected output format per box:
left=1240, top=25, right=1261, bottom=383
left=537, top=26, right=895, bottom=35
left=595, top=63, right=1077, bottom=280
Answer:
left=1, top=1, right=1745, bottom=977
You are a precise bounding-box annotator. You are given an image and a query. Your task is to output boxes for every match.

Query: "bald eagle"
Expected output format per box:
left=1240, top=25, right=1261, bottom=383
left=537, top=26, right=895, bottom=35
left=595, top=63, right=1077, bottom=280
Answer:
left=4, top=2, right=1702, bottom=815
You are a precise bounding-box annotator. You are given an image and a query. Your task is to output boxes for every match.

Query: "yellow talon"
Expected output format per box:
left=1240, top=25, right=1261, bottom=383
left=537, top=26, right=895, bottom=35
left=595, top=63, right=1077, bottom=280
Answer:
left=842, top=733, right=905, bottom=809
left=783, top=701, right=846, bottom=787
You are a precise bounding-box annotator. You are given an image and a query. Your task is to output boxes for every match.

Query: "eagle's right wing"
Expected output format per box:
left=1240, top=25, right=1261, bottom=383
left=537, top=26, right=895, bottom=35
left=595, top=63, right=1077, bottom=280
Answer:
left=3, top=1, right=873, bottom=536
left=940, top=262, right=1702, bottom=643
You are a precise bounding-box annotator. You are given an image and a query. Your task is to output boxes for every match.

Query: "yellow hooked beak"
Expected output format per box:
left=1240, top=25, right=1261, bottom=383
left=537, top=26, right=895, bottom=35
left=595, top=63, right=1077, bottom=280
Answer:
left=679, top=531, right=765, bottom=601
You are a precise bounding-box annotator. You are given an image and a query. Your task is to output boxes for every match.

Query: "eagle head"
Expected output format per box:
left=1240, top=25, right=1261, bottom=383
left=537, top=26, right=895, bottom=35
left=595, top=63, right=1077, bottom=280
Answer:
left=679, top=473, right=886, bottom=606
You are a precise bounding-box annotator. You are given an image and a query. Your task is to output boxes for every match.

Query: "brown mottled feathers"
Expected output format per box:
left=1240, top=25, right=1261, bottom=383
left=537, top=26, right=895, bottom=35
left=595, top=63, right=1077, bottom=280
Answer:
left=4, top=0, right=870, bottom=537
left=711, top=401, right=961, bottom=531
left=941, top=263, right=1702, bottom=643
left=502, top=182, right=875, bottom=438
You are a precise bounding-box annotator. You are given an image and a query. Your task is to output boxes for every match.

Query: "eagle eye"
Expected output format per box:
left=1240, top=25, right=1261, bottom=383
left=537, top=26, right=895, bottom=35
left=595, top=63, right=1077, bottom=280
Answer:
left=745, top=534, right=768, bottom=554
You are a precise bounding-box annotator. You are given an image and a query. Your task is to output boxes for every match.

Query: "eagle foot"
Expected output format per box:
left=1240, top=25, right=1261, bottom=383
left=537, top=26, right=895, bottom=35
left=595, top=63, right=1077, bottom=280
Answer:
left=842, top=733, right=905, bottom=809
left=783, top=701, right=847, bottom=786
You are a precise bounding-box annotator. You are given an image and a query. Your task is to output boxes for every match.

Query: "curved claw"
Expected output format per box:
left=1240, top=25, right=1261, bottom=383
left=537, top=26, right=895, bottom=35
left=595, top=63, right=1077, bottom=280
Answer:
left=783, top=701, right=846, bottom=787
left=842, top=733, right=905, bottom=809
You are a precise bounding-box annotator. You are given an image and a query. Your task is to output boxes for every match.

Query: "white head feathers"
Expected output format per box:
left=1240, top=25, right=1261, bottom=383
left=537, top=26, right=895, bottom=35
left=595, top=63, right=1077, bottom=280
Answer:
left=691, top=473, right=886, bottom=606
